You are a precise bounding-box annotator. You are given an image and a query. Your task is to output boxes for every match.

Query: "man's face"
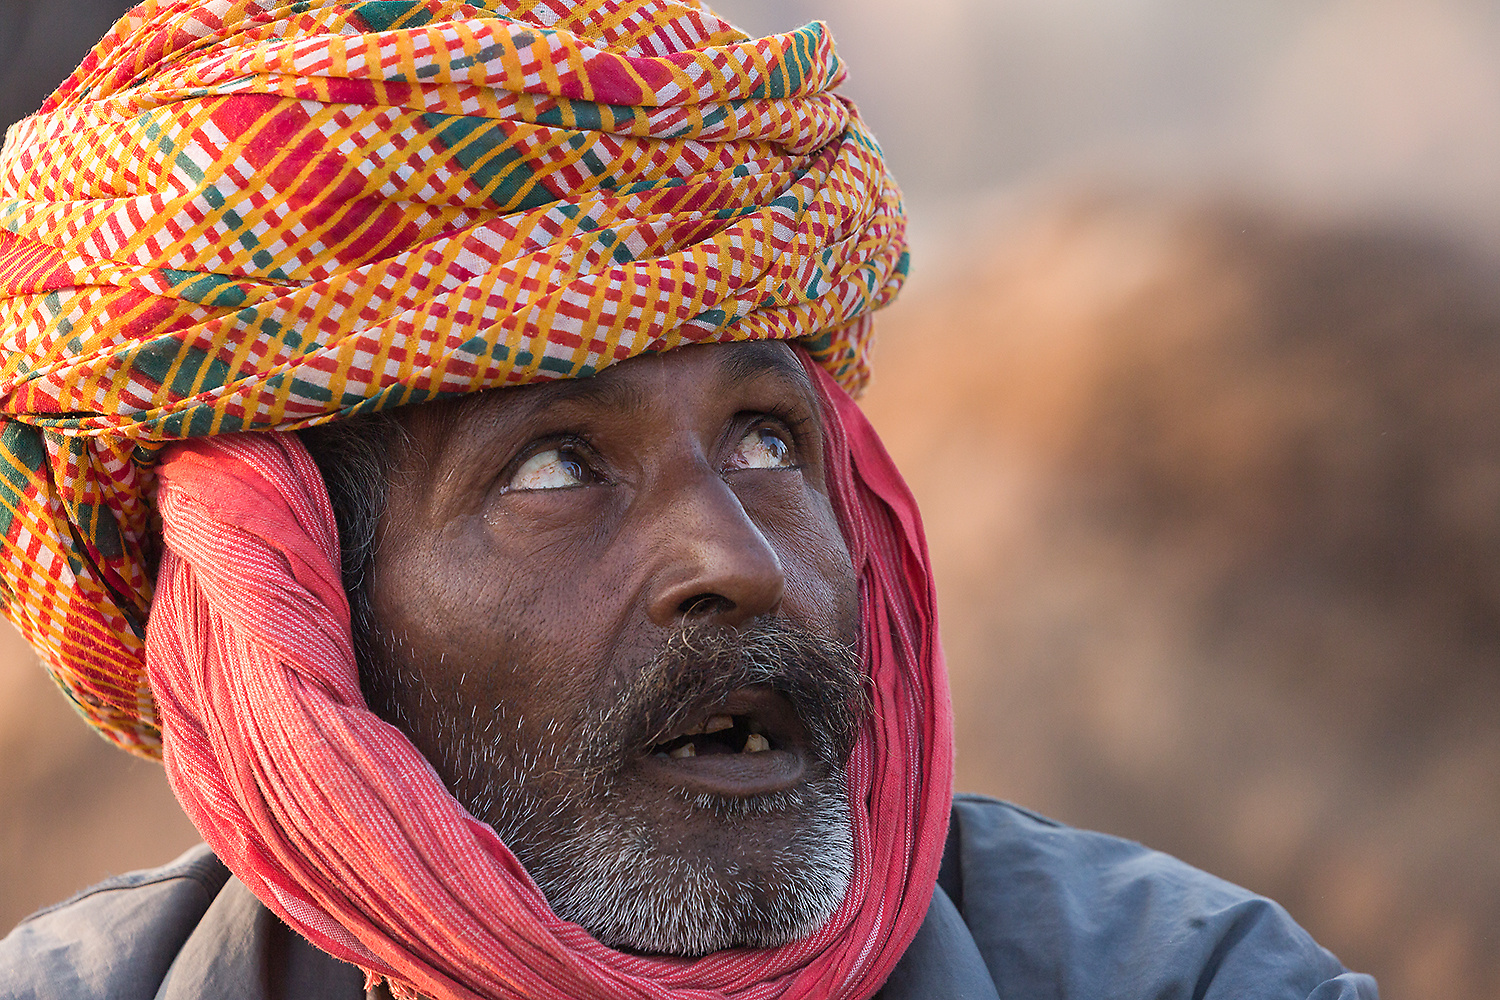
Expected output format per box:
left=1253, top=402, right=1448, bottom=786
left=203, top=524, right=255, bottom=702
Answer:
left=364, top=341, right=865, bottom=956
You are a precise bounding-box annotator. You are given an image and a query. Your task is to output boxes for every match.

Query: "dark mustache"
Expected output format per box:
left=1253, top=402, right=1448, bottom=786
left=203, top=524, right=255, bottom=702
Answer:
left=581, top=619, right=868, bottom=772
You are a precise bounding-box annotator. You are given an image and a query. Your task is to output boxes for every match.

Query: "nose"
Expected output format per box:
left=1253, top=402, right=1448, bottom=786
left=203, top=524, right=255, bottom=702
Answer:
left=644, top=467, right=786, bottom=628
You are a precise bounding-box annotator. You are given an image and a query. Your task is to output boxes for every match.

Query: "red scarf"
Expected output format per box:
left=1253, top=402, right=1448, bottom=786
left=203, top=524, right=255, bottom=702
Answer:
left=145, top=354, right=952, bottom=999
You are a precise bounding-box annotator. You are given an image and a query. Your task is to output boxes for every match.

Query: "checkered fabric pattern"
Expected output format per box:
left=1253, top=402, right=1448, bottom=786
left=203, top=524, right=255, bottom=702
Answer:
left=0, top=0, right=908, bottom=757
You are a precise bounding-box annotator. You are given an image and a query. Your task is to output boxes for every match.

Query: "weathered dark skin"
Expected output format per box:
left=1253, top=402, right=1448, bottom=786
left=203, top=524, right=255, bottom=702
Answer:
left=365, top=340, right=861, bottom=933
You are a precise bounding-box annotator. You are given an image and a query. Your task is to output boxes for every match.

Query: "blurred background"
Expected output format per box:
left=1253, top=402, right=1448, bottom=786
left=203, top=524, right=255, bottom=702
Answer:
left=4, top=2, right=1500, bottom=997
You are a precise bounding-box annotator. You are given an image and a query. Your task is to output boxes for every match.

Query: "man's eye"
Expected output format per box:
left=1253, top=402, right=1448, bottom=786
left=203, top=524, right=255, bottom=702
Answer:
left=507, top=447, right=592, bottom=490
left=726, top=426, right=795, bottom=471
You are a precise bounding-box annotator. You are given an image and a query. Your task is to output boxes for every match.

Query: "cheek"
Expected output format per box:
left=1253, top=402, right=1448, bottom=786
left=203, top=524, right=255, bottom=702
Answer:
left=786, top=517, right=860, bottom=648
left=370, top=511, right=629, bottom=732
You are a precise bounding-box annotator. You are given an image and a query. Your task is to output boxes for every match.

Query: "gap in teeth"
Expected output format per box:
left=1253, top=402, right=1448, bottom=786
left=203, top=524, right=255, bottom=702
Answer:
left=652, top=714, right=772, bottom=756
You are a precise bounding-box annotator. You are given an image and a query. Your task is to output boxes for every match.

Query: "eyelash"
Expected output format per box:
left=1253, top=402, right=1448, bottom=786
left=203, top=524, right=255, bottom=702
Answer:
left=745, top=407, right=810, bottom=447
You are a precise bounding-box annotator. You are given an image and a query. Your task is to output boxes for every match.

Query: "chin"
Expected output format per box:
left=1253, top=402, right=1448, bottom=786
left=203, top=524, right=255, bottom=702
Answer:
left=502, top=770, right=856, bottom=956
left=394, top=626, right=868, bottom=955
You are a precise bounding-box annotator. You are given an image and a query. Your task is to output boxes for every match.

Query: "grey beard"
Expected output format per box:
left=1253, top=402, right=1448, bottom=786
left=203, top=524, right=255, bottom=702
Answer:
left=384, top=621, right=865, bottom=956
left=369, top=621, right=865, bottom=955
left=467, top=740, right=855, bottom=955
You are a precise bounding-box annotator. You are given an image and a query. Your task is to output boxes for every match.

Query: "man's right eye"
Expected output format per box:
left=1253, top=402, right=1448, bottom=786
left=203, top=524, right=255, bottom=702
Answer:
left=506, top=446, right=592, bottom=491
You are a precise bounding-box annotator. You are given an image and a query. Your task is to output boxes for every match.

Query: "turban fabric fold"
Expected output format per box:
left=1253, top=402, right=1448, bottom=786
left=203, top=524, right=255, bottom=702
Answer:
left=0, top=0, right=907, bottom=755
left=148, top=354, right=952, bottom=999
left=0, top=2, right=948, bottom=998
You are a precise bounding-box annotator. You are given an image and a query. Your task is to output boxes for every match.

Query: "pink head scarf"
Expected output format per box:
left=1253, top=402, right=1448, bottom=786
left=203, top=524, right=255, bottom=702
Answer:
left=145, top=352, right=953, bottom=999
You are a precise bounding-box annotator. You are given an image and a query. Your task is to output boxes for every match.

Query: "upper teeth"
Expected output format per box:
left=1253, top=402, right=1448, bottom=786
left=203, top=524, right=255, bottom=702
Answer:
left=685, top=714, right=735, bottom=736
left=655, top=718, right=771, bottom=758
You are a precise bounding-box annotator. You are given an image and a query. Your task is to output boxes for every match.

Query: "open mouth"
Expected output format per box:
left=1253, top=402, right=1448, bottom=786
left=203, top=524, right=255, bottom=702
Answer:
left=650, top=713, right=772, bottom=758
left=640, top=687, right=808, bottom=797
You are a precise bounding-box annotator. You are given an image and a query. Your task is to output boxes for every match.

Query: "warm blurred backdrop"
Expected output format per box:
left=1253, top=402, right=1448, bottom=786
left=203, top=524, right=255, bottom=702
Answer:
left=5, top=3, right=1500, bottom=998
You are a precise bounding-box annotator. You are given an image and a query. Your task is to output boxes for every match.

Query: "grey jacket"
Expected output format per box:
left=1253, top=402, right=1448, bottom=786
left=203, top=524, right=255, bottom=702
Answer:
left=0, top=795, right=1378, bottom=999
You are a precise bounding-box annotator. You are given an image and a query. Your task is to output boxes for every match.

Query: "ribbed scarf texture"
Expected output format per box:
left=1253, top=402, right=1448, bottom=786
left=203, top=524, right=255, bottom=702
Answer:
left=145, top=353, right=953, bottom=999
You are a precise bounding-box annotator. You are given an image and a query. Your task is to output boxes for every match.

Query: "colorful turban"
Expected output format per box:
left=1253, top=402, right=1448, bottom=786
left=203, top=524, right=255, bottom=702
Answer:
left=0, top=0, right=908, bottom=756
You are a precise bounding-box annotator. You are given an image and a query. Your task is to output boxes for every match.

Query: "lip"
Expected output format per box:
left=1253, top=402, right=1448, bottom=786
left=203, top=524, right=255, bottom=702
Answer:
left=637, top=687, right=810, bottom=798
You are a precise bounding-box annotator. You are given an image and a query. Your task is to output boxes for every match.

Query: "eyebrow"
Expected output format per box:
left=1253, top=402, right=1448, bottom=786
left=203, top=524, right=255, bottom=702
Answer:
left=715, top=340, right=816, bottom=395
left=516, top=341, right=814, bottom=419
left=523, top=362, right=652, bottom=416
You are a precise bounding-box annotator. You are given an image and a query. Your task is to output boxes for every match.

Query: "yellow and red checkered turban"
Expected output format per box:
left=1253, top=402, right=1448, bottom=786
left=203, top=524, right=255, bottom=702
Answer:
left=0, top=0, right=908, bottom=757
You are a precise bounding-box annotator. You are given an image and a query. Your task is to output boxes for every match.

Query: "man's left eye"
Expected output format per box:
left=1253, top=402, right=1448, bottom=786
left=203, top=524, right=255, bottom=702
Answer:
left=726, top=425, right=795, bottom=471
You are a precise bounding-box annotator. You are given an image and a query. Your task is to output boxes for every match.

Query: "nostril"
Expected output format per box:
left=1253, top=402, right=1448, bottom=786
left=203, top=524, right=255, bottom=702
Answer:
left=679, top=593, right=732, bottom=619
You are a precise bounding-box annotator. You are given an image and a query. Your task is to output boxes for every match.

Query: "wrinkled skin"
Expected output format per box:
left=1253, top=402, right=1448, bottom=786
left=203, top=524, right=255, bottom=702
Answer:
left=365, top=341, right=864, bottom=955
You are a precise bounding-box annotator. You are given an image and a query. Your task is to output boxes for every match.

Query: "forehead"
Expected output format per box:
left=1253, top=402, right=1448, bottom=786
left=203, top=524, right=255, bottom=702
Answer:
left=418, top=340, right=818, bottom=436
left=515, top=339, right=812, bottom=411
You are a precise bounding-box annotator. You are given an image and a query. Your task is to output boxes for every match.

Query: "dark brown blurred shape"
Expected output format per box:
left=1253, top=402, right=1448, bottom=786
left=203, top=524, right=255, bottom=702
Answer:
left=859, top=190, right=1500, bottom=1000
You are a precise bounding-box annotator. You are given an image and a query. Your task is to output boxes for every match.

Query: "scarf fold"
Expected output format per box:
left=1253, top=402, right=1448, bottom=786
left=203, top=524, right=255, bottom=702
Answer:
left=0, top=0, right=907, bottom=756
left=146, top=352, right=951, bottom=1000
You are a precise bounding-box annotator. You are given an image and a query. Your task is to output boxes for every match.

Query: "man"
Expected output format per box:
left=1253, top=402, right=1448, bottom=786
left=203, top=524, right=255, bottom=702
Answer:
left=0, top=1, right=1375, bottom=997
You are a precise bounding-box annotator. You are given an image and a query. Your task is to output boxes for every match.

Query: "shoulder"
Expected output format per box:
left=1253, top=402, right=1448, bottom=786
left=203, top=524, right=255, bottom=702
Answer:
left=941, top=794, right=1379, bottom=1000
left=0, top=845, right=230, bottom=1000
left=0, top=844, right=366, bottom=1000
